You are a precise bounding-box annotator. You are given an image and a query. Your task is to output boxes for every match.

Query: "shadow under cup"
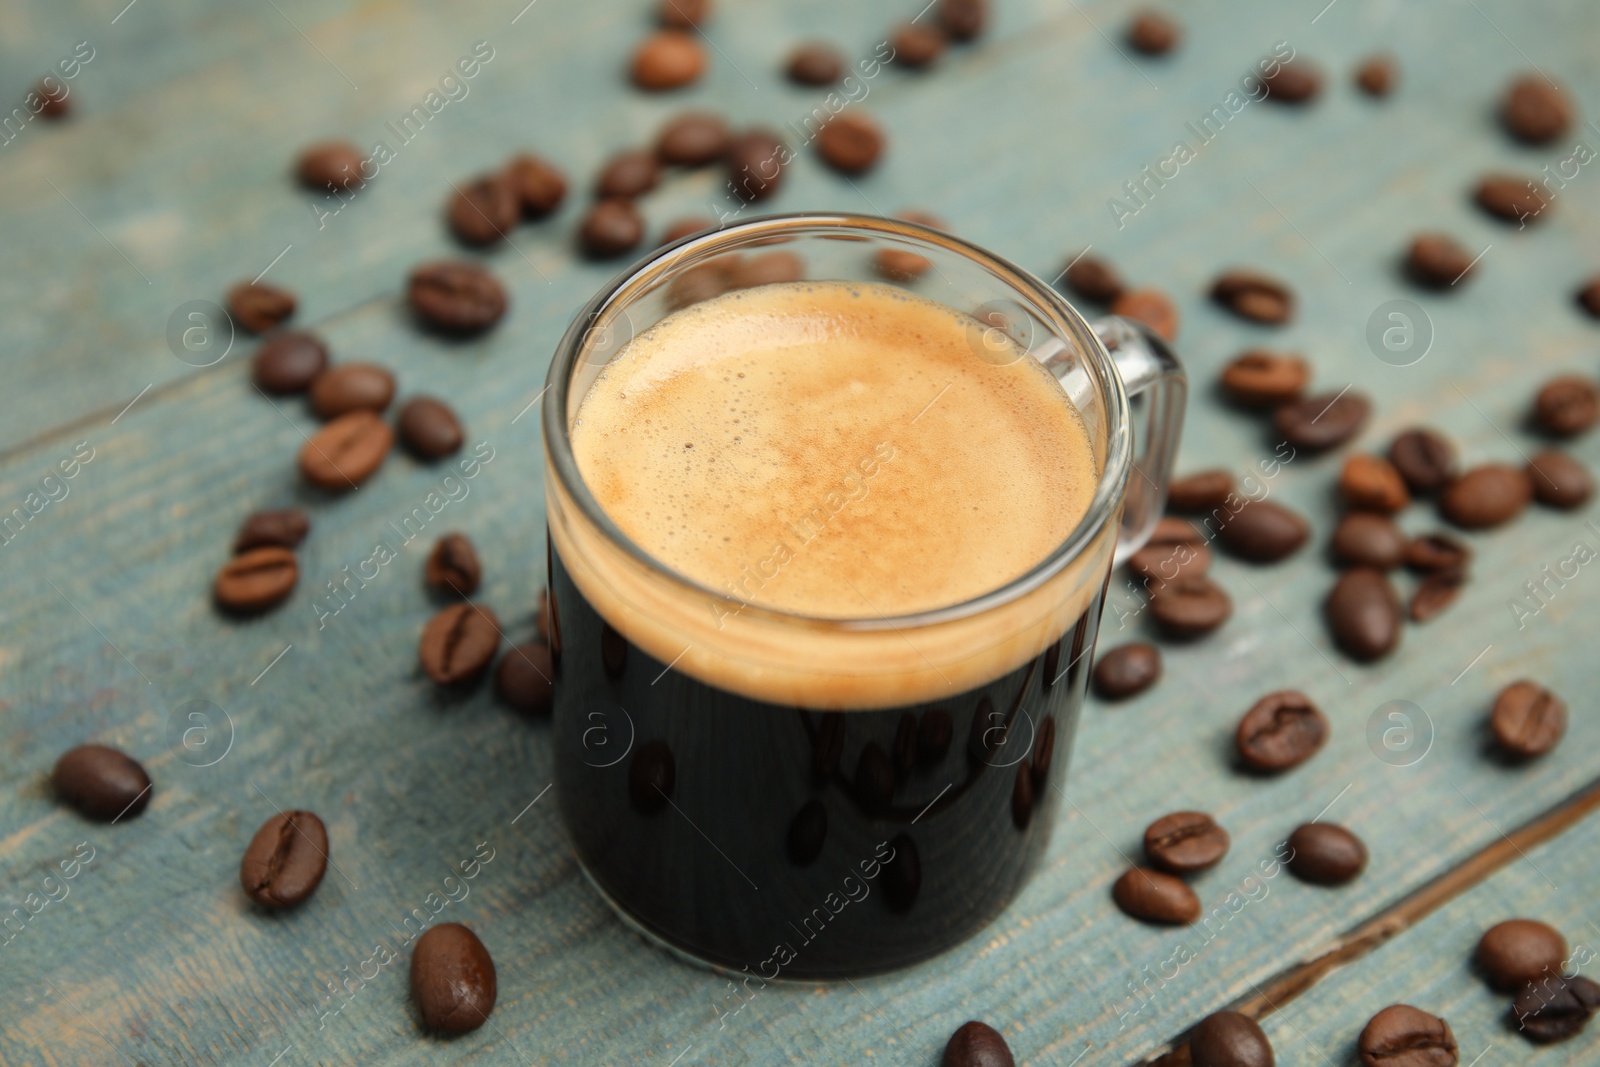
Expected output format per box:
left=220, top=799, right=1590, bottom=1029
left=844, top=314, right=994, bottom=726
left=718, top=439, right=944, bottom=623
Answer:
left=542, top=214, right=1140, bottom=979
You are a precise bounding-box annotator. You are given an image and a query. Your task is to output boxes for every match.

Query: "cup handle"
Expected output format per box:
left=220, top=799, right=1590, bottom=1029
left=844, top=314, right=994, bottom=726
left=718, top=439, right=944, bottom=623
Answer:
left=1091, top=316, right=1187, bottom=565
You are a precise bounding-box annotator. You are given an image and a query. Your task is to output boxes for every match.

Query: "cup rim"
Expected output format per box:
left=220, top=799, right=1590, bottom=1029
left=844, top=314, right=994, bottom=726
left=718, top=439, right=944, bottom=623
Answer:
left=542, top=211, right=1133, bottom=632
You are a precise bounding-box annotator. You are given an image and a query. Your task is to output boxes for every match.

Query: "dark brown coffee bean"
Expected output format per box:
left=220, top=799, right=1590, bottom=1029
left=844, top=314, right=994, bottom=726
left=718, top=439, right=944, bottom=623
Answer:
left=309, top=362, right=395, bottom=419
left=1112, top=867, right=1199, bottom=924
left=630, top=739, right=675, bottom=813
left=1475, top=174, right=1549, bottom=225
left=447, top=173, right=517, bottom=245
left=1477, top=919, right=1567, bottom=991
left=1502, top=74, right=1573, bottom=145
left=1144, top=811, right=1229, bottom=874
left=1359, top=1005, right=1456, bottom=1067
left=1491, top=680, right=1566, bottom=759
left=410, top=923, right=496, bottom=1034
left=881, top=833, right=920, bottom=911
left=786, top=800, right=827, bottom=867
left=1533, top=375, right=1600, bottom=436
left=727, top=129, right=787, bottom=202
left=1220, top=349, right=1309, bottom=408
left=52, top=744, right=151, bottom=821
left=579, top=199, right=645, bottom=258
left=253, top=332, right=328, bottom=394
left=1236, top=691, right=1326, bottom=772
left=1127, top=10, right=1180, bottom=55
left=425, top=533, right=480, bottom=596
left=296, top=141, right=364, bottom=191
left=1331, top=513, right=1407, bottom=570
left=875, top=249, right=932, bottom=282
left=1528, top=449, right=1593, bottom=509
left=1111, top=287, right=1179, bottom=341
left=1407, top=233, right=1475, bottom=287
left=1405, top=532, right=1471, bottom=574
left=1211, top=269, right=1294, bottom=325
left=816, top=111, right=884, bottom=174
left=1409, top=572, right=1463, bottom=623
left=1355, top=54, right=1397, bottom=96
left=658, top=217, right=716, bottom=247
left=234, top=508, right=309, bottom=553
left=1285, top=822, right=1366, bottom=885
left=659, top=0, right=709, bottom=28
left=1440, top=464, right=1532, bottom=529
left=1341, top=454, right=1411, bottom=513
left=1263, top=61, right=1322, bottom=104
left=1094, top=642, right=1162, bottom=699
left=506, top=153, right=567, bottom=217
left=786, top=43, right=843, bottom=86
left=918, top=709, right=953, bottom=765
left=1325, top=568, right=1401, bottom=661
left=397, top=396, right=464, bottom=460
left=595, top=149, right=660, bottom=198
left=240, top=810, right=328, bottom=909
left=299, top=411, right=392, bottom=490
left=1511, top=975, right=1600, bottom=1044
left=1010, top=762, right=1034, bottom=829
left=939, top=0, right=988, bottom=41
left=1063, top=254, right=1124, bottom=304
left=655, top=112, right=730, bottom=167
left=1273, top=390, right=1371, bottom=451
left=1190, top=1011, right=1274, bottom=1067
left=495, top=642, right=552, bottom=714
left=1579, top=276, right=1600, bottom=319
left=1168, top=470, right=1234, bottom=513
left=632, top=30, right=705, bottom=90
left=942, top=1020, right=1013, bottom=1067
left=227, top=281, right=296, bottom=334
left=1129, top=540, right=1211, bottom=587
left=730, top=250, right=805, bottom=289
left=1388, top=428, right=1456, bottom=495
left=854, top=743, right=895, bottom=813
left=1217, top=499, right=1309, bottom=563
left=215, top=547, right=299, bottom=613
left=419, top=603, right=501, bottom=686
left=1150, top=577, right=1232, bottom=638
left=892, top=23, right=947, bottom=69
left=37, top=78, right=71, bottom=119
left=407, top=261, right=508, bottom=333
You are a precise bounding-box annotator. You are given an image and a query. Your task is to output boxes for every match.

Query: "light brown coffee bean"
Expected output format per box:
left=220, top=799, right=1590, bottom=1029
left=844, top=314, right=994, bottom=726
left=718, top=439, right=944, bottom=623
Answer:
left=1490, top=680, right=1566, bottom=759
left=1110, top=287, right=1179, bottom=341
left=786, top=43, right=843, bottom=86
left=632, top=30, right=705, bottom=90
left=1168, top=470, right=1234, bottom=513
left=1326, top=568, right=1401, bottom=662
left=1211, top=269, right=1294, bottom=324
left=1533, top=375, right=1600, bottom=436
left=1264, top=61, right=1322, bottom=103
left=730, top=251, right=805, bottom=289
left=1112, top=867, right=1199, bottom=924
left=1407, top=233, right=1475, bottom=287
left=240, top=810, right=328, bottom=909
left=419, top=603, right=501, bottom=686
left=1143, top=811, right=1228, bottom=874
left=892, top=23, right=947, bottom=69
left=875, top=249, right=932, bottom=282
left=410, top=922, right=496, bottom=1033
left=298, top=411, right=393, bottom=490
left=309, top=362, right=395, bottom=419
left=816, top=111, right=884, bottom=174
left=1340, top=454, right=1410, bottom=513
left=658, top=216, right=717, bottom=247
left=1528, top=450, right=1593, bottom=509
left=1128, top=540, right=1211, bottom=587
left=1331, top=513, right=1407, bottom=570
left=215, top=547, right=298, bottom=613
left=227, top=281, right=296, bottom=334
left=296, top=141, right=364, bottom=190
left=1355, top=54, right=1397, bottom=96
left=1236, top=691, right=1327, bottom=772
left=1440, top=464, right=1532, bottom=529
left=1127, top=10, right=1180, bottom=55
left=656, top=111, right=731, bottom=167
left=1475, top=174, right=1549, bottom=224
left=1358, top=1005, right=1456, bottom=1067
left=1220, top=350, right=1309, bottom=408
left=1502, top=74, right=1573, bottom=145
left=1477, top=919, right=1567, bottom=991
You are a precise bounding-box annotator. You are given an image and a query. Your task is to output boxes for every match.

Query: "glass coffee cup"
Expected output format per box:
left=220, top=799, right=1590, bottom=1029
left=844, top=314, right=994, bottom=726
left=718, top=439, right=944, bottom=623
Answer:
left=542, top=213, right=1184, bottom=979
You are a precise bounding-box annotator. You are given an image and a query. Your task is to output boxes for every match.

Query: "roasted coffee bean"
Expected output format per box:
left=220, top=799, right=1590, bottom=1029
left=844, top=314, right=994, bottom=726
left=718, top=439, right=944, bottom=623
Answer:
left=1011, top=762, right=1034, bottom=829
left=659, top=0, right=710, bottom=28
left=1285, top=822, right=1366, bottom=885
left=939, top=0, right=988, bottom=41
left=1341, top=454, right=1411, bottom=513
left=1190, top=1011, right=1274, bottom=1067
left=629, top=740, right=675, bottom=814
left=1127, top=10, right=1180, bottom=55
left=1168, top=470, right=1234, bottom=513
left=632, top=30, right=705, bottom=91
left=1491, top=680, right=1566, bottom=759
left=1410, top=572, right=1463, bottom=623
left=1407, top=233, right=1474, bottom=287
left=875, top=248, right=932, bottom=282
left=240, top=810, right=328, bottom=909
left=1440, top=464, right=1532, bottom=529
left=1150, top=577, right=1231, bottom=638
left=1331, top=513, right=1407, bottom=570
left=579, top=199, right=645, bottom=258
left=296, top=141, right=364, bottom=190
left=253, top=332, right=328, bottom=394
left=816, top=111, right=884, bottom=174
left=1475, top=174, right=1548, bottom=224
left=787, top=800, right=828, bottom=867
left=506, top=153, right=567, bottom=217
left=1273, top=391, right=1370, bottom=451
left=1094, top=642, right=1161, bottom=699
left=727, top=129, right=787, bottom=202
left=1528, top=450, right=1592, bottom=509
left=656, top=112, right=731, bottom=167
left=1111, top=287, right=1178, bottom=341
left=1388, top=428, right=1456, bottom=495
left=730, top=250, right=804, bottom=289
left=1220, top=350, right=1309, bottom=408
left=1404, top=533, right=1469, bottom=574
left=892, top=23, right=946, bottom=69
left=407, top=261, right=508, bottom=333
left=1236, top=691, right=1326, bottom=772
left=37, top=78, right=71, bottom=119
left=882, top=833, right=920, bottom=911
left=1129, top=540, right=1211, bottom=587
left=1511, top=975, right=1600, bottom=1044
left=309, top=362, right=395, bottom=419
left=1502, top=74, right=1573, bottom=145
left=1358, top=1005, right=1456, bottom=1067
left=1326, top=568, right=1401, bottom=661
left=215, top=547, right=299, bottom=613
left=299, top=411, right=392, bottom=490
left=918, top=709, right=953, bottom=765
left=1211, top=269, right=1294, bottom=325
left=1263, top=61, right=1322, bottom=104
left=854, top=743, right=895, bottom=812
left=227, top=281, right=296, bottom=334
left=786, top=43, right=843, bottom=86
left=1151, top=515, right=1204, bottom=546
left=410, top=922, right=496, bottom=1034
left=1144, top=811, right=1229, bottom=874
left=1355, top=54, right=1397, bottom=96
left=52, top=744, right=151, bottom=821
left=1477, top=919, right=1566, bottom=991
left=1533, top=375, right=1600, bottom=436
left=1579, top=276, right=1600, bottom=319
left=425, top=533, right=480, bottom=596
left=1064, top=254, right=1124, bottom=304
left=1112, top=867, right=1199, bottom=925
left=596, top=149, right=660, bottom=198
left=398, top=396, right=464, bottom=460
left=495, top=642, right=553, bottom=714
left=447, top=173, right=517, bottom=245
left=942, top=1020, right=1013, bottom=1067
left=658, top=216, right=716, bottom=246
left=418, top=603, right=501, bottom=686
left=1217, top=500, right=1309, bottom=563
left=234, top=508, right=309, bottom=553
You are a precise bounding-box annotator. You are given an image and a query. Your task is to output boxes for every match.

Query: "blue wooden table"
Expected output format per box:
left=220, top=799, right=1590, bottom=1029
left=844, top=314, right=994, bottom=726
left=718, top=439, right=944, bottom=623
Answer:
left=3, top=0, right=1599, bottom=1063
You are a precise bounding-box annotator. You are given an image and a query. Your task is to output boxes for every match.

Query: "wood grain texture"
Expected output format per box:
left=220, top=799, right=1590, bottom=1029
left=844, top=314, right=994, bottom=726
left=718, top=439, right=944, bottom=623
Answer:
left=1, top=0, right=1599, bottom=1064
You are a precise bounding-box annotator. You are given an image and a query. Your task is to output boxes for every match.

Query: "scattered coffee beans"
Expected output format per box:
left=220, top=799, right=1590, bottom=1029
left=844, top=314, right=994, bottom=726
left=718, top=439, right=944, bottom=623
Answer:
left=941, top=1020, right=1013, bottom=1067
left=1064, top=254, right=1124, bottom=304
left=630, top=739, right=676, bottom=813
left=1532, top=374, right=1599, bottom=436
left=1211, top=269, right=1294, bottom=324
left=234, top=508, right=309, bottom=552
left=397, top=396, right=464, bottom=459
left=816, top=111, right=885, bottom=174
left=495, top=642, right=554, bottom=714
left=1285, top=822, right=1367, bottom=885
left=1331, top=513, right=1407, bottom=570
left=1168, top=470, right=1234, bottom=513
left=1355, top=54, right=1397, bottom=96
left=632, top=30, right=706, bottom=91
left=1112, top=867, right=1200, bottom=924
left=1110, top=287, right=1179, bottom=341
left=299, top=411, right=393, bottom=490
left=425, top=533, right=480, bottom=596
left=1477, top=919, right=1566, bottom=991
left=1326, top=568, right=1401, bottom=661
left=1190, top=1011, right=1274, bottom=1067
left=1273, top=390, right=1370, bottom=451
left=52, top=744, right=151, bottom=821
left=596, top=148, right=661, bottom=198
left=1144, top=811, right=1229, bottom=874
left=410, top=922, right=497, bottom=1033
left=1407, top=233, right=1474, bottom=287
left=1220, top=350, right=1309, bottom=408
left=939, top=0, right=988, bottom=41
left=1501, top=74, right=1573, bottom=145
left=1439, top=464, right=1531, bottom=529
left=1475, top=174, right=1548, bottom=224
left=892, top=23, right=947, bottom=69
left=407, top=261, right=508, bottom=333
left=1236, top=691, right=1326, bottom=772
left=419, top=603, right=501, bottom=686
left=1358, top=1005, right=1456, bottom=1067
left=1388, top=428, right=1456, bottom=495
left=253, top=332, right=328, bottom=394
left=506, top=153, right=567, bottom=217
left=1263, top=61, right=1322, bottom=104
left=1490, top=680, right=1566, bottom=759
left=296, top=141, right=364, bottom=191
left=215, top=546, right=299, bottom=613
left=240, top=810, right=328, bottom=909
left=309, top=362, right=395, bottom=419
left=656, top=111, right=731, bottom=167
left=786, top=43, right=843, bottom=86
left=227, top=281, right=296, bottom=334
left=1511, top=975, right=1600, bottom=1044
left=1127, top=10, right=1180, bottom=56
left=1218, top=499, right=1309, bottom=563
left=1528, top=450, right=1592, bottom=509
left=727, top=129, right=787, bottom=201
left=447, top=173, right=517, bottom=245
left=1093, top=643, right=1162, bottom=699
left=1340, top=454, right=1410, bottom=513
left=1150, top=576, right=1232, bottom=638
